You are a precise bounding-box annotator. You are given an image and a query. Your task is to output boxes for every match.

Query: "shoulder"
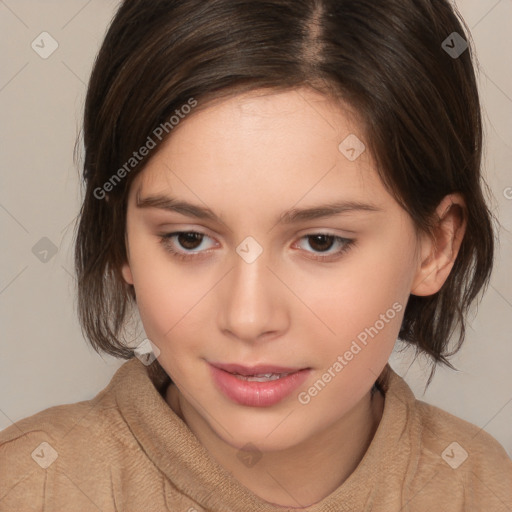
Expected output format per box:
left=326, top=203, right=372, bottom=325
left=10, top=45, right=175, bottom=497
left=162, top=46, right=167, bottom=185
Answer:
left=415, top=398, right=511, bottom=463
left=381, top=368, right=512, bottom=510
left=411, top=398, right=512, bottom=509
left=0, top=373, right=138, bottom=509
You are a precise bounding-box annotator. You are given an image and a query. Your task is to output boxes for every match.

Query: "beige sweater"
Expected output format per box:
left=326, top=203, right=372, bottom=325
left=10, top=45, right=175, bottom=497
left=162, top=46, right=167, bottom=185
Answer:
left=1, top=358, right=511, bottom=511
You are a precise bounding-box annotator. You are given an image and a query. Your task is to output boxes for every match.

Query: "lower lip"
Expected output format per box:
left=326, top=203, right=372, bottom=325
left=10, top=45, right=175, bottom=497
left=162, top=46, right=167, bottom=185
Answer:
left=209, top=364, right=311, bottom=407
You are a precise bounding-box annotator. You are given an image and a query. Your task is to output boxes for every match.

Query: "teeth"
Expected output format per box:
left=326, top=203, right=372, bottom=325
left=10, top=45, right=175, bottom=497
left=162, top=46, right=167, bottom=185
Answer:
left=234, top=372, right=289, bottom=382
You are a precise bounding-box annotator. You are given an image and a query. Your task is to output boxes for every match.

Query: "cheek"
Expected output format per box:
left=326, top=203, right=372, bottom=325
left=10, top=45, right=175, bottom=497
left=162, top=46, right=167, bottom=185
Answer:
left=128, top=238, right=217, bottom=356
left=297, top=230, right=414, bottom=360
left=127, top=236, right=182, bottom=338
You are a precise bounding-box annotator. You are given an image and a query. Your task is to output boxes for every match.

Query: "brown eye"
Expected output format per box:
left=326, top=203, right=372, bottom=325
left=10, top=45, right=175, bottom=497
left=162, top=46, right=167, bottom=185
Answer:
left=176, top=232, right=204, bottom=250
left=295, top=233, right=355, bottom=262
left=307, top=234, right=336, bottom=252
left=158, top=231, right=216, bottom=261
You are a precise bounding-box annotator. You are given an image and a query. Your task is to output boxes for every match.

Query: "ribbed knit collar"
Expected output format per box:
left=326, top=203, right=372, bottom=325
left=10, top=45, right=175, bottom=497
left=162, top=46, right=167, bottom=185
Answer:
left=113, top=358, right=417, bottom=511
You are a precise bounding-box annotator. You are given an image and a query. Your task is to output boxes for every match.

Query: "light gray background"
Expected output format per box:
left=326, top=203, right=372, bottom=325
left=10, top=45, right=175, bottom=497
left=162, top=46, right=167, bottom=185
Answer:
left=1, top=0, right=511, bottom=456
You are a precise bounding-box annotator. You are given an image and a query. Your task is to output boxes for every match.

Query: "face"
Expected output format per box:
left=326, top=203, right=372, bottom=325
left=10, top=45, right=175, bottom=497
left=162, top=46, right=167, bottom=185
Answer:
left=122, top=88, right=425, bottom=451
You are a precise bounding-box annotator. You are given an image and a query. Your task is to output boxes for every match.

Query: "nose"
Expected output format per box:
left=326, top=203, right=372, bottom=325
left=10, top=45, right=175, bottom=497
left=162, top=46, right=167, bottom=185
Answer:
left=217, top=247, right=289, bottom=344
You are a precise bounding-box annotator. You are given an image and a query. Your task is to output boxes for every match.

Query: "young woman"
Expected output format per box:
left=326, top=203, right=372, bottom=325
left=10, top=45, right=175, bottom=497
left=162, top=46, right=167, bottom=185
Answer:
left=1, top=0, right=510, bottom=510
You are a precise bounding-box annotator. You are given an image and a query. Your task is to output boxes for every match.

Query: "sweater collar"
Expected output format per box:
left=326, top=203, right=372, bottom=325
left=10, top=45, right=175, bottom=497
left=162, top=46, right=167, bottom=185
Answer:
left=113, top=358, right=417, bottom=511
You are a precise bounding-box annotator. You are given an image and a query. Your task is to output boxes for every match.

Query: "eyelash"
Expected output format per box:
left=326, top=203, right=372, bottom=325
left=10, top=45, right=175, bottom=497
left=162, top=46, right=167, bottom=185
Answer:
left=158, top=231, right=355, bottom=262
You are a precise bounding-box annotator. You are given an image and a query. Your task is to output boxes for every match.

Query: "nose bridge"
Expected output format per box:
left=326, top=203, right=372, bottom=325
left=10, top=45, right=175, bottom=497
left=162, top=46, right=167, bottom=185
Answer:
left=219, top=240, right=285, bottom=341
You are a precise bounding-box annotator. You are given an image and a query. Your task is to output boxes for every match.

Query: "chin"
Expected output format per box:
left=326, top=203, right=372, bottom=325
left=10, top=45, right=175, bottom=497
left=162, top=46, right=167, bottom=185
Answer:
left=211, top=410, right=310, bottom=452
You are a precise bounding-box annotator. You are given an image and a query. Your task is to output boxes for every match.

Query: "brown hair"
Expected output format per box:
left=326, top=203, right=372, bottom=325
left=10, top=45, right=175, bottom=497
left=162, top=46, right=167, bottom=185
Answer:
left=75, top=0, right=496, bottom=383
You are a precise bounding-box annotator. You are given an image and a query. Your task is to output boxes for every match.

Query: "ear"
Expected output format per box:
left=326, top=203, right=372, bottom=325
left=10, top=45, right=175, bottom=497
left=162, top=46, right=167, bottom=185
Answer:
left=121, top=261, right=134, bottom=285
left=411, top=193, right=467, bottom=296
left=121, top=229, right=134, bottom=285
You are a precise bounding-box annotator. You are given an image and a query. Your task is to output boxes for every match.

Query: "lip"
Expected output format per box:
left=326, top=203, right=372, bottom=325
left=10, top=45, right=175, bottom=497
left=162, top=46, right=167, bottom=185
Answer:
left=208, top=362, right=311, bottom=407
left=209, top=362, right=304, bottom=376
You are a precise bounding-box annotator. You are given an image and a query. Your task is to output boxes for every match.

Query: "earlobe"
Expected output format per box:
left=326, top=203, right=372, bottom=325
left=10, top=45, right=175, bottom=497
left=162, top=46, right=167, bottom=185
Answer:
left=121, top=262, right=134, bottom=285
left=411, top=193, right=466, bottom=297
left=121, top=230, right=134, bottom=285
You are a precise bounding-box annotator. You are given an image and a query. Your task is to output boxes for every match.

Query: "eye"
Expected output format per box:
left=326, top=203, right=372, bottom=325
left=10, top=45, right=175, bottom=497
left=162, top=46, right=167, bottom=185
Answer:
left=158, top=231, right=355, bottom=262
left=159, top=231, right=216, bottom=261
left=294, top=233, right=355, bottom=261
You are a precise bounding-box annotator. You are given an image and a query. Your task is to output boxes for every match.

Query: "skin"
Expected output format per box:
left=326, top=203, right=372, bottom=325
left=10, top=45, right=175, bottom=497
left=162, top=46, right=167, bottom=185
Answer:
left=121, top=87, right=466, bottom=507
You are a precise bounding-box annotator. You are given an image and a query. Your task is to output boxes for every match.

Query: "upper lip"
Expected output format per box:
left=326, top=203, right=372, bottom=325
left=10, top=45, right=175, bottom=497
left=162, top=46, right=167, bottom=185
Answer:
left=209, top=362, right=307, bottom=376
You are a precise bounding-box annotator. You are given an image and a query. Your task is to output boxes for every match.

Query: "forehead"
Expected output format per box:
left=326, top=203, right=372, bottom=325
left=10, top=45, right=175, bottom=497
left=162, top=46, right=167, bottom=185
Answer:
left=174, top=87, right=364, bottom=142
left=129, top=88, right=385, bottom=208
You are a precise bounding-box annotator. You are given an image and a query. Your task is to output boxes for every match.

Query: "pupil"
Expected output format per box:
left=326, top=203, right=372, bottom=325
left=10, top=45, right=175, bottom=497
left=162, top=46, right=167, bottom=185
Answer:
left=309, top=234, right=334, bottom=252
left=179, top=232, right=202, bottom=250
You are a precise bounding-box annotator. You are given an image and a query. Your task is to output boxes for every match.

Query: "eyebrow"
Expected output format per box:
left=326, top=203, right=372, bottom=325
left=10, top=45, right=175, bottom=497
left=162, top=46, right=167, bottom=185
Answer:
left=135, top=192, right=382, bottom=225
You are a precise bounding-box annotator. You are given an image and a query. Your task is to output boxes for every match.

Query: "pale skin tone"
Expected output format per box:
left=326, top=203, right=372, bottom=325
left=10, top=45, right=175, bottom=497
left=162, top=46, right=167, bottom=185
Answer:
left=121, top=87, right=466, bottom=507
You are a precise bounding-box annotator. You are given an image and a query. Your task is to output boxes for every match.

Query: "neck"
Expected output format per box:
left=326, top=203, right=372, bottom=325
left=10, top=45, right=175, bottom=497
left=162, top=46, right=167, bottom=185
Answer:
left=166, top=384, right=384, bottom=507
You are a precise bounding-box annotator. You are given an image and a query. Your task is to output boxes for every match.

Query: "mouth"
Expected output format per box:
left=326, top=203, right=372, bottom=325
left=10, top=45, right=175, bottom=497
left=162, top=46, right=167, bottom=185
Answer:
left=232, top=373, right=291, bottom=382
left=208, top=361, right=311, bottom=407
left=210, top=362, right=306, bottom=380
